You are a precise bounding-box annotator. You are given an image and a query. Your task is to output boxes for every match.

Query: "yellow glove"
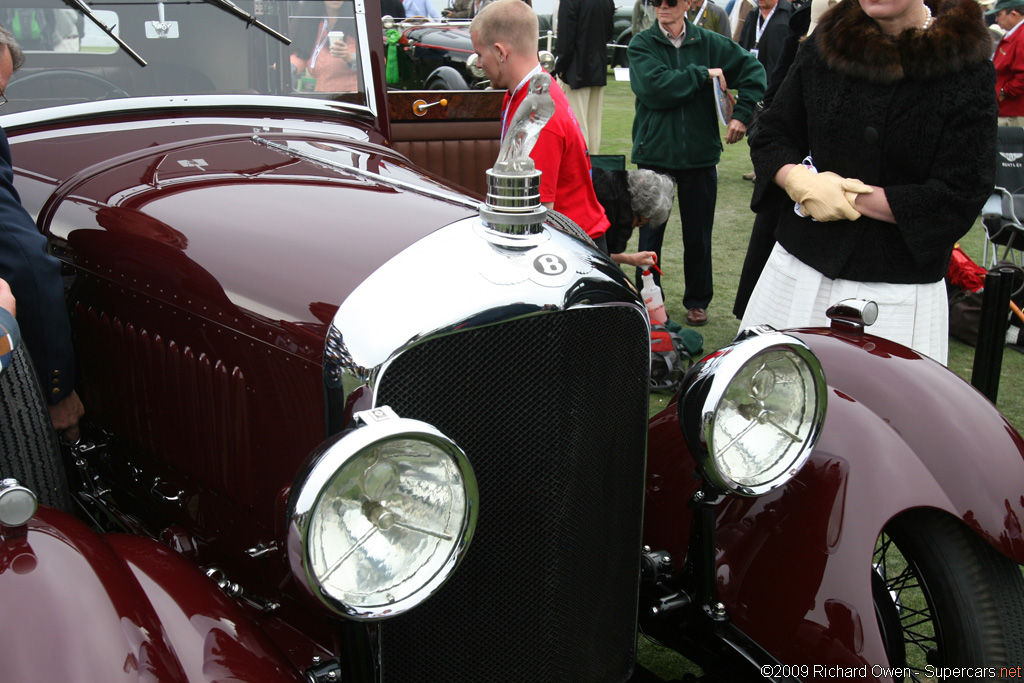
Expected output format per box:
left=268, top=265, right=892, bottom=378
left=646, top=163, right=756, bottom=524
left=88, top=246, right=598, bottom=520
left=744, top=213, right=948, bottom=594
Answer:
left=818, top=171, right=875, bottom=211
left=784, top=165, right=874, bottom=222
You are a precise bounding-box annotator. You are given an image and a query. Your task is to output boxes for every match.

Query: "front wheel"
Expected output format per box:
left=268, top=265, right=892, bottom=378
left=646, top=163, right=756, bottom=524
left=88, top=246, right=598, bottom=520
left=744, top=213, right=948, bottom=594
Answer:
left=874, top=509, right=1024, bottom=679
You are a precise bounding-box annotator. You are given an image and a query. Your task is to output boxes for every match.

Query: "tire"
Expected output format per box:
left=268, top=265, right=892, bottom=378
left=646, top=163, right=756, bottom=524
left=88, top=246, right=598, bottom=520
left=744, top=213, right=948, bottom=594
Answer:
left=873, top=508, right=1024, bottom=678
left=0, top=344, right=73, bottom=512
left=425, top=66, right=468, bottom=91
left=545, top=209, right=597, bottom=248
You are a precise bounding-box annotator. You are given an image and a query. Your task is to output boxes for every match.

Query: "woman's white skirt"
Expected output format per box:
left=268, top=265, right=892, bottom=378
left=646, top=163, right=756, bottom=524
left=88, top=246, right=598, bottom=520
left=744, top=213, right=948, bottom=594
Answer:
left=740, top=243, right=949, bottom=365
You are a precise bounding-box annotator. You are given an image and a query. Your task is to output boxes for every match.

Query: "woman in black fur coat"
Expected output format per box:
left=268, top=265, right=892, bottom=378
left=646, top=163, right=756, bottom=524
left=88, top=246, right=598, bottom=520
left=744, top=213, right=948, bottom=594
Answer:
left=742, top=0, right=997, bottom=364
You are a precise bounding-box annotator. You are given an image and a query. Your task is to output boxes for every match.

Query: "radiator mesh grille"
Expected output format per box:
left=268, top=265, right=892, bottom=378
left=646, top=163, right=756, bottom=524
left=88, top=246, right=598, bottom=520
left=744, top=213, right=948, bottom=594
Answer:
left=376, top=306, right=650, bottom=683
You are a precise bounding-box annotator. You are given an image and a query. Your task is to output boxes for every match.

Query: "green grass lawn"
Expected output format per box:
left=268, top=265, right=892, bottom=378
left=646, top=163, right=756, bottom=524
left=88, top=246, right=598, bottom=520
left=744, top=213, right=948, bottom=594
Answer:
left=598, top=77, right=1024, bottom=681
left=599, top=78, right=1024, bottom=430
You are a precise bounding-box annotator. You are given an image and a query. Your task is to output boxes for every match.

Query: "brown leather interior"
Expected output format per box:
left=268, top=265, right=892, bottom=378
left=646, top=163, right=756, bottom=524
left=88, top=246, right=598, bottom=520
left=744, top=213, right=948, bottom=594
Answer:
left=392, top=121, right=500, bottom=199
left=388, top=90, right=504, bottom=199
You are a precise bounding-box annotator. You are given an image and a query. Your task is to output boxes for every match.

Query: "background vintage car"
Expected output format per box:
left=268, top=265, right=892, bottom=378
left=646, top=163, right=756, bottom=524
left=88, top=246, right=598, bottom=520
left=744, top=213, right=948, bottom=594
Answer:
left=387, top=0, right=633, bottom=91
left=384, top=18, right=484, bottom=90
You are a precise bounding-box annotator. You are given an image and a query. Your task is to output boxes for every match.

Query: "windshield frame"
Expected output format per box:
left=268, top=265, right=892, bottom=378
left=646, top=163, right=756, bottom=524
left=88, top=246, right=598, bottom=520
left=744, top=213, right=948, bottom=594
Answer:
left=0, top=0, right=386, bottom=132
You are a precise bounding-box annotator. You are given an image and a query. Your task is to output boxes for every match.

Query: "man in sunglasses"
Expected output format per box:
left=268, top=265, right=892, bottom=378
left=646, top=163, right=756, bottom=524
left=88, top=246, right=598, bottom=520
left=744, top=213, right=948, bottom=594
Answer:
left=629, top=0, right=765, bottom=327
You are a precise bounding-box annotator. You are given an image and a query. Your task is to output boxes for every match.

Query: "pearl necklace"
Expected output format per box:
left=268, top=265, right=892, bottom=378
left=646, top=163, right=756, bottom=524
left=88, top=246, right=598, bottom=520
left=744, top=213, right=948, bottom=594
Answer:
left=921, top=3, right=933, bottom=30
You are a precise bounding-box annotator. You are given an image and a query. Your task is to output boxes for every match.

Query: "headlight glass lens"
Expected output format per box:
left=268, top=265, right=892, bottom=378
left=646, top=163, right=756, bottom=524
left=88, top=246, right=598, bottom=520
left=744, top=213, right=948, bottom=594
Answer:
left=306, top=435, right=471, bottom=616
left=0, top=481, right=36, bottom=527
left=709, top=345, right=823, bottom=491
left=466, top=53, right=484, bottom=79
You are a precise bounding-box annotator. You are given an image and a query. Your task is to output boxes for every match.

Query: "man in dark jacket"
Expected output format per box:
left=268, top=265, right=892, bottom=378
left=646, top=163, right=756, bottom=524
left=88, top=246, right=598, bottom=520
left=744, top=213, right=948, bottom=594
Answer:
left=0, top=25, right=83, bottom=438
left=737, top=0, right=789, bottom=180
left=687, top=0, right=732, bottom=37
left=738, top=0, right=791, bottom=85
left=629, top=0, right=765, bottom=326
left=553, top=0, right=614, bottom=153
left=383, top=0, right=407, bottom=18
left=733, top=0, right=809, bottom=319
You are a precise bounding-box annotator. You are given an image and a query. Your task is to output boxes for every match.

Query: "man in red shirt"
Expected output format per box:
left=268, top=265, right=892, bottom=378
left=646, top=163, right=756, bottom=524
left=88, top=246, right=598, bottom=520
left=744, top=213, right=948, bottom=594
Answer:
left=470, top=0, right=610, bottom=245
left=995, top=0, right=1024, bottom=125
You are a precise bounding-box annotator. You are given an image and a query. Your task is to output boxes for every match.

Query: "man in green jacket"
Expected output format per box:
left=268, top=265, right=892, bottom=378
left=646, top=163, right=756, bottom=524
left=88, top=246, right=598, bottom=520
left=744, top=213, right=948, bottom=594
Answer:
left=629, top=0, right=764, bottom=326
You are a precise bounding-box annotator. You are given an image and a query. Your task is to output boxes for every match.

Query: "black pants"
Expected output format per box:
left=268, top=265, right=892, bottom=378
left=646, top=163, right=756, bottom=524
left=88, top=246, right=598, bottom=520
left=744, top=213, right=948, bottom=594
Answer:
left=634, top=165, right=717, bottom=311
left=732, top=204, right=781, bottom=320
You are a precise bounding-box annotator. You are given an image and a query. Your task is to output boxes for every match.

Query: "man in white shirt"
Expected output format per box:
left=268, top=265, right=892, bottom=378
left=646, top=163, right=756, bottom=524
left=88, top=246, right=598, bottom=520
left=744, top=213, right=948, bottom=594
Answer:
left=403, top=0, right=441, bottom=19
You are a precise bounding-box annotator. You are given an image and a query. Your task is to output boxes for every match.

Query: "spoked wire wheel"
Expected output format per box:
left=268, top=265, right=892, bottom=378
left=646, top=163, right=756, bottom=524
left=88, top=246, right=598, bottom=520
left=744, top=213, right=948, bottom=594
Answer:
left=873, top=509, right=1024, bottom=682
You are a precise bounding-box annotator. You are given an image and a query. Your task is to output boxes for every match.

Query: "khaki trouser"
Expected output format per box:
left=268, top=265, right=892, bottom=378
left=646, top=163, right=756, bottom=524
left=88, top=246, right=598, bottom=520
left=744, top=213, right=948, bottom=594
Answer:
left=999, top=116, right=1024, bottom=126
left=557, top=80, right=605, bottom=154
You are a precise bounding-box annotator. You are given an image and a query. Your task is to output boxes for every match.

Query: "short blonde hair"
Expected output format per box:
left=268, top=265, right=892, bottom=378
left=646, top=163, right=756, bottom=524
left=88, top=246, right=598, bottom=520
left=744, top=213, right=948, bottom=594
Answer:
left=470, top=0, right=538, bottom=59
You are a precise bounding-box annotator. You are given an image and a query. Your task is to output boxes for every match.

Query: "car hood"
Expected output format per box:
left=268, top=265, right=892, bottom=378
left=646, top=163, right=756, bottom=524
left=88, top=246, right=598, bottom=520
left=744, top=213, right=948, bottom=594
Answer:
left=405, top=24, right=473, bottom=52
left=10, top=116, right=477, bottom=334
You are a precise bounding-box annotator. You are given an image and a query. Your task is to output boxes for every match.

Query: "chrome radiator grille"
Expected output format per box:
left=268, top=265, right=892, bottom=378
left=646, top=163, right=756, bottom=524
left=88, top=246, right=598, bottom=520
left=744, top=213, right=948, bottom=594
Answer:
left=375, top=306, right=650, bottom=682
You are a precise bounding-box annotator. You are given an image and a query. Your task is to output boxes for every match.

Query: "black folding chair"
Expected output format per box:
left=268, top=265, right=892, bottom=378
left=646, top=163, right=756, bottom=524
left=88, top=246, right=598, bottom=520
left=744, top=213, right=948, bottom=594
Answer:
left=590, top=154, right=626, bottom=173
left=982, top=126, right=1024, bottom=268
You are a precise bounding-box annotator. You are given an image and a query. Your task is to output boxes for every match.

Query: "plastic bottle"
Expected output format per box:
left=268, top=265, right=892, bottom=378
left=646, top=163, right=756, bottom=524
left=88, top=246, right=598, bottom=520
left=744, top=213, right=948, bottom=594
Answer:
left=640, top=270, right=667, bottom=325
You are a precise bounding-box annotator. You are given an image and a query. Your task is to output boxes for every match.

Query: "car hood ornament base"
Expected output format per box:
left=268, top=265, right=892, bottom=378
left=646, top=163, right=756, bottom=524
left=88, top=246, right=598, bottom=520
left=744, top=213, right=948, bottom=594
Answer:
left=480, top=73, right=554, bottom=236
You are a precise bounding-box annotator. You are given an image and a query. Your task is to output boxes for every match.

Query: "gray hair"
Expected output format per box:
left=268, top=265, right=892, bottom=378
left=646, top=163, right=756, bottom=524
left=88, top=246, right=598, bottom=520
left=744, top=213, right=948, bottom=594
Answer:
left=0, top=24, right=25, bottom=72
left=627, top=169, right=675, bottom=226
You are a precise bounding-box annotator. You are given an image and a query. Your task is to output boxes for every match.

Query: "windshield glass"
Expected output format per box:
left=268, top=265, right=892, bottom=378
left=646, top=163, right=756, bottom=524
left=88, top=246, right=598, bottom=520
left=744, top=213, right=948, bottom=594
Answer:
left=2, top=0, right=370, bottom=115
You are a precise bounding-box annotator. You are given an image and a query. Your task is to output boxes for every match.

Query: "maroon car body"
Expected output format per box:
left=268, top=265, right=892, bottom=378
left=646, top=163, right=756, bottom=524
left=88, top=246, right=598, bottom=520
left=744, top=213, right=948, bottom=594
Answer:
left=0, top=0, right=1022, bottom=681
left=644, top=328, right=1024, bottom=673
left=1, top=507, right=303, bottom=681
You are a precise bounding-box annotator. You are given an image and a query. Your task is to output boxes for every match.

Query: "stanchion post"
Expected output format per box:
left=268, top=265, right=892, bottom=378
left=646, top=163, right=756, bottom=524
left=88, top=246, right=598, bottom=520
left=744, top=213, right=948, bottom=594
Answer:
left=971, top=269, right=1013, bottom=402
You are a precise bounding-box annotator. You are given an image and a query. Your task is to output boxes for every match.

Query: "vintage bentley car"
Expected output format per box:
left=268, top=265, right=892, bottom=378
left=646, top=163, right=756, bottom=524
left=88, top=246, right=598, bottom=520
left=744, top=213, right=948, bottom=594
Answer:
left=384, top=13, right=555, bottom=91
left=385, top=0, right=632, bottom=92
left=2, top=0, right=1024, bottom=682
left=384, top=16, right=485, bottom=91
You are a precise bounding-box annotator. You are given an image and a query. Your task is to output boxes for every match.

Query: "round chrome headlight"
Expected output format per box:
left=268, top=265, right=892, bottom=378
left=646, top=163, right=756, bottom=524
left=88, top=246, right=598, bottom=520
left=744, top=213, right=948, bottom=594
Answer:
left=680, top=332, right=827, bottom=496
left=538, top=50, right=555, bottom=73
left=287, top=407, right=478, bottom=620
left=466, top=52, right=484, bottom=79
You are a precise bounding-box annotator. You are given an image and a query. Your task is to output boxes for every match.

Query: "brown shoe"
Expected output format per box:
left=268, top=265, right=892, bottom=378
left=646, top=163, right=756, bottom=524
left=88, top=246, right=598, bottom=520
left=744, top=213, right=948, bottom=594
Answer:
left=686, top=308, right=708, bottom=326
left=742, top=171, right=756, bottom=181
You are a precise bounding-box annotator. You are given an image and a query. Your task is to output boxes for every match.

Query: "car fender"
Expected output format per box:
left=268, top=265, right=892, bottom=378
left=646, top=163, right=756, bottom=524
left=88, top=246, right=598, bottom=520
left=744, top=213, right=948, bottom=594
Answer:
left=106, top=535, right=304, bottom=682
left=643, top=328, right=1024, bottom=676
left=790, top=328, right=1024, bottom=564
left=0, top=507, right=301, bottom=681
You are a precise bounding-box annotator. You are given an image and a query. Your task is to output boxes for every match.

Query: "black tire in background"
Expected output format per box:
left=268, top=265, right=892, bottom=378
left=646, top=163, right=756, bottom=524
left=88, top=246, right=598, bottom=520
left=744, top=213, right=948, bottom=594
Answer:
left=0, top=344, right=73, bottom=512
left=545, top=208, right=598, bottom=248
left=426, top=66, right=469, bottom=90
left=875, top=508, right=1024, bottom=678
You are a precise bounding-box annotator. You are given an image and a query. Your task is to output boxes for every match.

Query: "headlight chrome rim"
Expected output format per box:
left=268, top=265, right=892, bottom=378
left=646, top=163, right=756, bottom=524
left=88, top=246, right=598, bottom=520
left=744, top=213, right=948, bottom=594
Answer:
left=682, top=332, right=827, bottom=497
left=287, top=408, right=478, bottom=620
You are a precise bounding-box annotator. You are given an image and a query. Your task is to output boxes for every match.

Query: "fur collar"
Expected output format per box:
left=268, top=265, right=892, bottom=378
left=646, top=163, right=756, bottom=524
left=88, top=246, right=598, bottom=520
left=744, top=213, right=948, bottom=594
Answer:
left=815, top=0, right=992, bottom=83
